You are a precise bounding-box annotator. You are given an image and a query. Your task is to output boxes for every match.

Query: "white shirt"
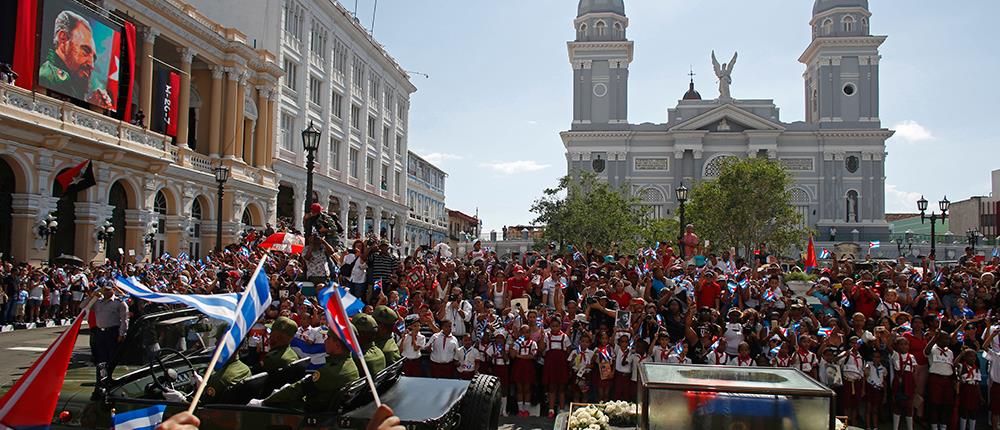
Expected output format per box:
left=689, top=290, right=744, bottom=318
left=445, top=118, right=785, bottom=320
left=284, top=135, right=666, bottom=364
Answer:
left=729, top=355, right=755, bottom=367
left=485, top=342, right=509, bottom=366
left=456, top=346, right=481, bottom=374
left=342, top=253, right=367, bottom=284
left=428, top=332, right=460, bottom=363
left=569, top=348, right=595, bottom=377
left=866, top=362, right=886, bottom=389
left=630, top=354, right=648, bottom=381
left=958, top=364, right=981, bottom=385
left=793, top=350, right=818, bottom=373
left=545, top=332, right=569, bottom=352
left=723, top=323, right=743, bottom=355
left=986, top=349, right=1000, bottom=384
left=442, top=300, right=472, bottom=337
left=707, top=350, right=728, bottom=366
left=400, top=331, right=427, bottom=359
left=652, top=345, right=671, bottom=363
left=614, top=345, right=632, bottom=373
left=892, top=352, right=916, bottom=373
left=928, top=345, right=954, bottom=376
left=840, top=351, right=864, bottom=381
left=513, top=337, right=538, bottom=359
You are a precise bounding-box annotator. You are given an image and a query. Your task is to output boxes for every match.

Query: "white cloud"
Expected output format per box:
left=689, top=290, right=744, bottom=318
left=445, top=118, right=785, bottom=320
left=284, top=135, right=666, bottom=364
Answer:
left=526, top=120, right=539, bottom=125
left=885, top=184, right=923, bottom=213
left=420, top=152, right=463, bottom=164
left=892, top=120, right=934, bottom=144
left=481, top=160, right=550, bottom=175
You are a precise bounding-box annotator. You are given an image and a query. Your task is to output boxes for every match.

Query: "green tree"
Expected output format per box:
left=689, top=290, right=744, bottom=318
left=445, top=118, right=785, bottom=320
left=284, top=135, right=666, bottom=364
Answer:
left=686, top=157, right=806, bottom=258
left=531, top=172, right=677, bottom=255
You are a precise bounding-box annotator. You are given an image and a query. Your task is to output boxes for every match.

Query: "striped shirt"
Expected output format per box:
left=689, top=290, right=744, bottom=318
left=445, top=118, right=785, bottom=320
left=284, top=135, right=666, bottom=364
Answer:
left=367, top=252, right=399, bottom=283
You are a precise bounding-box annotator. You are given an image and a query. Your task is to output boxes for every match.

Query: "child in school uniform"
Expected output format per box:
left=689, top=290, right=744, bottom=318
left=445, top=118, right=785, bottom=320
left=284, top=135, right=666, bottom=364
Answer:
left=630, top=340, right=650, bottom=385
left=541, top=317, right=571, bottom=417
left=399, top=315, right=427, bottom=376
left=771, top=343, right=793, bottom=368
left=666, top=342, right=692, bottom=364
left=592, top=331, right=614, bottom=402
left=955, top=348, right=981, bottom=430
left=838, top=337, right=865, bottom=429
left=891, top=337, right=916, bottom=430
left=612, top=334, right=633, bottom=400
left=484, top=330, right=511, bottom=415
left=865, top=350, right=887, bottom=430
left=511, top=324, right=538, bottom=417
left=707, top=338, right=729, bottom=366
left=651, top=332, right=671, bottom=363
left=729, top=342, right=755, bottom=367
left=568, top=333, right=595, bottom=403
left=456, top=335, right=481, bottom=380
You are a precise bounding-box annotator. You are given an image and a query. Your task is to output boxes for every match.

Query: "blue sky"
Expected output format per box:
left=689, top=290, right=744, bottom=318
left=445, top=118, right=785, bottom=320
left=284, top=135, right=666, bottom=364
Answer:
left=354, top=0, right=998, bottom=232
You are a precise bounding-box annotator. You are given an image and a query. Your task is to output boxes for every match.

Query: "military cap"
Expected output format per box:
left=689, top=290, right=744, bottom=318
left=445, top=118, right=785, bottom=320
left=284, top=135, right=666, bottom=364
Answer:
left=271, top=316, right=298, bottom=336
left=372, top=305, right=398, bottom=326
left=352, top=313, right=378, bottom=334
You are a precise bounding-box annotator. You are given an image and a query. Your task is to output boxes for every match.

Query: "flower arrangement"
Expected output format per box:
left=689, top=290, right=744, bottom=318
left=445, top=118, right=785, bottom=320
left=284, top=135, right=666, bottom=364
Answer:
left=600, top=401, right=637, bottom=427
left=567, top=405, right=610, bottom=430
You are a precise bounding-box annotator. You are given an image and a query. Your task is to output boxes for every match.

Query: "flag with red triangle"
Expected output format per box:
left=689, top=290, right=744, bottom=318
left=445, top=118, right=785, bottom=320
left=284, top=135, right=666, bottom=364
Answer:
left=804, top=236, right=817, bottom=272
left=0, top=307, right=89, bottom=428
left=55, top=160, right=96, bottom=197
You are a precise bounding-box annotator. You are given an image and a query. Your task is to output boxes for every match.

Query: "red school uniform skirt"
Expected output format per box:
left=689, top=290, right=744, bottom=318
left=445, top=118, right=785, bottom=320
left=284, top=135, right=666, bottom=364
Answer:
left=402, top=357, right=424, bottom=377
left=841, top=379, right=864, bottom=410
left=541, top=349, right=570, bottom=385
left=926, top=373, right=954, bottom=406
left=959, top=382, right=981, bottom=415
left=867, top=383, right=884, bottom=409
left=892, top=371, right=915, bottom=410
left=488, top=363, right=510, bottom=391
left=512, top=358, right=535, bottom=384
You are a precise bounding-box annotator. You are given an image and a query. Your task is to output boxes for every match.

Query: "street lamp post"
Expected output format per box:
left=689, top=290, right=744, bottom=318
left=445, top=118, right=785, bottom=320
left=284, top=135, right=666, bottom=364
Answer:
left=675, top=183, right=688, bottom=260
left=301, top=121, right=321, bottom=234
left=214, top=164, right=230, bottom=252
left=37, top=212, right=58, bottom=246
left=96, top=219, right=115, bottom=248
left=967, top=229, right=979, bottom=252
left=917, top=195, right=949, bottom=258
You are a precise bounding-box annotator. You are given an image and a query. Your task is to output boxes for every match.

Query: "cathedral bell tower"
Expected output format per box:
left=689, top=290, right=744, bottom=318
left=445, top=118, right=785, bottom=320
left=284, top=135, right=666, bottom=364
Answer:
left=569, top=0, right=633, bottom=130
left=800, top=0, right=886, bottom=126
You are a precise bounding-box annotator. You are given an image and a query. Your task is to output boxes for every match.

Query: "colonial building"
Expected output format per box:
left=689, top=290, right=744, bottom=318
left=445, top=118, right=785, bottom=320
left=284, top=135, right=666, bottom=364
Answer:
left=447, top=208, right=480, bottom=250
left=404, top=151, right=447, bottom=254
left=0, top=0, right=281, bottom=264
left=188, top=0, right=416, bottom=246
left=562, top=0, right=893, bottom=237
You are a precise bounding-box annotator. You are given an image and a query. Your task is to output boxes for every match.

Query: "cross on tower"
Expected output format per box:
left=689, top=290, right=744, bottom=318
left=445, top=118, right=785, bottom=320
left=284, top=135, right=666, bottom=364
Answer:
left=688, top=66, right=696, bottom=83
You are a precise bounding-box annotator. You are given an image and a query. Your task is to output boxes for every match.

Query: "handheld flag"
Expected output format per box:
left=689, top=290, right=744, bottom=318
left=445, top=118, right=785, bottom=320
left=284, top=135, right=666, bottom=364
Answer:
left=868, top=241, right=880, bottom=250
left=115, top=276, right=240, bottom=325
left=819, top=248, right=831, bottom=259
left=0, top=300, right=94, bottom=428
left=817, top=327, right=833, bottom=337
left=841, top=294, right=851, bottom=309
left=258, top=232, right=305, bottom=254
left=325, top=282, right=382, bottom=406
left=763, top=287, right=776, bottom=302
left=187, top=256, right=271, bottom=413
left=372, top=278, right=383, bottom=295
left=113, top=405, right=166, bottom=430
left=318, top=283, right=364, bottom=317
left=804, top=236, right=817, bottom=271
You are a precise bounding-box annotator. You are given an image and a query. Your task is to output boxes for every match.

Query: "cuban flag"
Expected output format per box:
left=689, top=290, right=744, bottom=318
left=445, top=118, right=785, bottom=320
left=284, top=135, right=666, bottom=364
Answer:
left=215, top=256, right=272, bottom=370
left=573, top=251, right=584, bottom=261
left=869, top=241, right=880, bottom=250
left=115, top=276, right=240, bottom=325
left=819, top=248, right=831, bottom=259
left=841, top=294, right=851, bottom=308
left=372, top=279, right=383, bottom=295
left=911, top=272, right=923, bottom=284
left=325, top=283, right=362, bottom=356
left=763, top=287, right=776, bottom=302
left=898, top=322, right=913, bottom=334
left=727, top=280, right=738, bottom=294
left=318, top=283, right=364, bottom=317
left=113, top=405, right=166, bottom=430
left=290, top=335, right=327, bottom=371
left=817, top=327, right=833, bottom=337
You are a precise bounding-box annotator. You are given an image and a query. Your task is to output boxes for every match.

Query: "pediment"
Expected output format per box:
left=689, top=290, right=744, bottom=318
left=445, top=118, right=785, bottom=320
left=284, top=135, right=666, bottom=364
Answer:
left=670, top=103, right=785, bottom=132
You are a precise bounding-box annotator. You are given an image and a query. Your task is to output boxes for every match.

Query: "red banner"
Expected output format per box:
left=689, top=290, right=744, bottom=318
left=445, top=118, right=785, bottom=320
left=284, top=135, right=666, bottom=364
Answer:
left=152, top=70, right=180, bottom=137
left=12, top=0, right=38, bottom=91
left=122, top=21, right=136, bottom=121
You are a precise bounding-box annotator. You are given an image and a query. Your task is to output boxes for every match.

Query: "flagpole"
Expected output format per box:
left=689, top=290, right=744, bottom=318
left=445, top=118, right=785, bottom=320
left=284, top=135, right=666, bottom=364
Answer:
left=355, top=350, right=382, bottom=407
left=187, top=256, right=266, bottom=413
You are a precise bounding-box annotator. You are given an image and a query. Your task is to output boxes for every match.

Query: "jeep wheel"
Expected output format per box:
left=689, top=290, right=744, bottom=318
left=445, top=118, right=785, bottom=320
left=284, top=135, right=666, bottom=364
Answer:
left=458, top=374, right=501, bottom=430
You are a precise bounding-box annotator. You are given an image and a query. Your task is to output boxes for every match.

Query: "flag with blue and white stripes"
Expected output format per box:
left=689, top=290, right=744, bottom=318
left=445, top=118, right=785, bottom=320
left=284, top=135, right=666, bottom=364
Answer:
left=114, top=276, right=240, bottom=325
left=113, top=405, right=165, bottom=430
left=317, top=283, right=364, bottom=317
left=215, top=256, right=272, bottom=370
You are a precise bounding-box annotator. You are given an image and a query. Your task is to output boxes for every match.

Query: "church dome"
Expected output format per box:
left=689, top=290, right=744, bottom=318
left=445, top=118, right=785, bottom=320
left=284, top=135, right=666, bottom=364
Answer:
left=813, top=0, right=868, bottom=15
left=683, top=81, right=701, bottom=100
left=578, top=0, right=625, bottom=17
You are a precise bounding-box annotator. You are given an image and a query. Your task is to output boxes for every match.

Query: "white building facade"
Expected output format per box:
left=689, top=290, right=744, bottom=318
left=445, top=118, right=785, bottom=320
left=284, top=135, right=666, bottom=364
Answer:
left=563, top=0, right=893, bottom=238
left=189, top=0, right=416, bottom=246
left=404, top=151, right=447, bottom=254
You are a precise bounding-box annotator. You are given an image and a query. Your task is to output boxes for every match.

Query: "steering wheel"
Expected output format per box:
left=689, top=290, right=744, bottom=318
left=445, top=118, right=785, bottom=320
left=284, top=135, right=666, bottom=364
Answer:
left=150, top=348, right=198, bottom=398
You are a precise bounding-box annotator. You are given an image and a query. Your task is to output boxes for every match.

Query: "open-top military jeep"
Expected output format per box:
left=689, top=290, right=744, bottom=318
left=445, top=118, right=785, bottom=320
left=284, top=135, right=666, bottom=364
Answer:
left=53, top=309, right=502, bottom=430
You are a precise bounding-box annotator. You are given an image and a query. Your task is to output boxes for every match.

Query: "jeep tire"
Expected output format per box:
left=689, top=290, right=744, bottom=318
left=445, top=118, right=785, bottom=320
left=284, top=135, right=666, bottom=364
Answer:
left=458, top=374, right=502, bottom=430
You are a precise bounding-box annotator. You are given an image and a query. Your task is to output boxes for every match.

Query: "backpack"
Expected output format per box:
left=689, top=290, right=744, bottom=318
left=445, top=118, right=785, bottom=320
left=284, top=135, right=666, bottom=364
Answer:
left=339, top=253, right=357, bottom=279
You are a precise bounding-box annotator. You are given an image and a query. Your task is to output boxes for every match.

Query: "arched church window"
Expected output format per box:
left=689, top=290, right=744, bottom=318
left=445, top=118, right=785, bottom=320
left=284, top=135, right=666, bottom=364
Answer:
left=638, top=187, right=665, bottom=218
left=595, top=21, right=606, bottom=37
left=578, top=23, right=587, bottom=38
left=613, top=22, right=623, bottom=38
left=846, top=190, right=859, bottom=223
left=861, top=18, right=869, bottom=33
left=703, top=155, right=737, bottom=178
left=821, top=19, right=833, bottom=35
left=842, top=15, right=855, bottom=32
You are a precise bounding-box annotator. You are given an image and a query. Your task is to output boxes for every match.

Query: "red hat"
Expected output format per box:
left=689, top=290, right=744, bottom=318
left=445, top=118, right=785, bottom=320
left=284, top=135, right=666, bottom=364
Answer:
left=310, top=203, right=323, bottom=214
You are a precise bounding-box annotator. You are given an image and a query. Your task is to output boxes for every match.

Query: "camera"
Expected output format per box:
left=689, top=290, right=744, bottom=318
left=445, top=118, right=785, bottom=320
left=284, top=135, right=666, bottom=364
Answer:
left=586, top=296, right=597, bottom=305
left=448, top=294, right=457, bottom=301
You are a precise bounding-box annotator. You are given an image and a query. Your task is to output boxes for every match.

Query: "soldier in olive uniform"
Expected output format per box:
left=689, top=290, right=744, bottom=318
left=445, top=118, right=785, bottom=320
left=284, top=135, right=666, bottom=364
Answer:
left=372, top=306, right=401, bottom=365
left=261, top=316, right=300, bottom=373
left=255, top=330, right=359, bottom=411
left=351, top=313, right=386, bottom=374
left=165, top=359, right=251, bottom=404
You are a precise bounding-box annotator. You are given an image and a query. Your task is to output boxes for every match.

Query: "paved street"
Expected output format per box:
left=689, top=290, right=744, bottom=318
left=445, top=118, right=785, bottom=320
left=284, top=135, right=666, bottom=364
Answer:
left=0, top=327, right=550, bottom=429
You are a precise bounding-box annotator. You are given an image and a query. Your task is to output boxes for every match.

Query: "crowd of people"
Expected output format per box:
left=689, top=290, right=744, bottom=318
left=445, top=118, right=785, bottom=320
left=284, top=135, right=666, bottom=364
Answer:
left=4, top=204, right=1000, bottom=430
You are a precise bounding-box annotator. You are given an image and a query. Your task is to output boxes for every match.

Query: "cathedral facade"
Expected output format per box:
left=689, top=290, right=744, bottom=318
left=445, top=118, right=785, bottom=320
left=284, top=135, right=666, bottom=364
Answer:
left=562, top=0, right=892, bottom=237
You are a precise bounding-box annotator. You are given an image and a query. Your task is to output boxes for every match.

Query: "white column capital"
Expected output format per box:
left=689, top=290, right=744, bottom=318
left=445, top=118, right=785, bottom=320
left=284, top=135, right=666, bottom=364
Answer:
left=178, top=47, right=195, bottom=65
left=210, top=66, right=225, bottom=80
left=143, top=28, right=159, bottom=45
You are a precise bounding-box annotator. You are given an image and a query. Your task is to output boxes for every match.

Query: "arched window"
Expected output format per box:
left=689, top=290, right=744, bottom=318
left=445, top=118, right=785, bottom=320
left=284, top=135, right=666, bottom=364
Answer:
left=242, top=207, right=253, bottom=228
left=638, top=187, right=665, bottom=218
left=578, top=23, right=587, bottom=38
left=153, top=191, right=168, bottom=258
left=842, top=15, right=855, bottom=32
left=846, top=190, right=859, bottom=223
left=861, top=18, right=869, bottom=33
left=595, top=21, right=607, bottom=37
left=790, top=188, right=811, bottom=229
left=613, top=22, right=623, bottom=38
left=703, top=155, right=738, bottom=178
left=190, top=199, right=202, bottom=259
left=821, top=18, right=833, bottom=35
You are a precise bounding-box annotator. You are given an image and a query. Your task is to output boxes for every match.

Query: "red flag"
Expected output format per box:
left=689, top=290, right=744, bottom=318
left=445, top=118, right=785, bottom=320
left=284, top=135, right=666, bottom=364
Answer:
left=12, top=0, right=38, bottom=91
left=0, top=309, right=87, bottom=427
left=122, top=21, right=137, bottom=122
left=257, top=233, right=304, bottom=255
left=105, top=29, right=121, bottom=112
left=805, top=236, right=817, bottom=271
left=55, top=160, right=96, bottom=196
left=325, top=289, right=362, bottom=355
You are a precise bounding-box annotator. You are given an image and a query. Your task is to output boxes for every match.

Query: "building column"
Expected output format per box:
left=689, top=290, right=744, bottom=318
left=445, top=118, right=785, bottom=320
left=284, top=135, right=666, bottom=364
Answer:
left=374, top=206, right=383, bottom=238
left=253, top=87, right=270, bottom=167
left=358, top=202, right=368, bottom=238
left=235, top=75, right=247, bottom=162
left=339, top=198, right=350, bottom=244
left=175, top=48, right=194, bottom=148
left=208, top=66, right=224, bottom=156
left=222, top=68, right=240, bottom=159
left=266, top=89, right=279, bottom=169
left=138, top=29, right=158, bottom=125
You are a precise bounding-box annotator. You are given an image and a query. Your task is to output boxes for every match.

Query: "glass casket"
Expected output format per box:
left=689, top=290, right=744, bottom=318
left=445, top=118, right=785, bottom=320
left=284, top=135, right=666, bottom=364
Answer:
left=638, top=363, right=835, bottom=430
